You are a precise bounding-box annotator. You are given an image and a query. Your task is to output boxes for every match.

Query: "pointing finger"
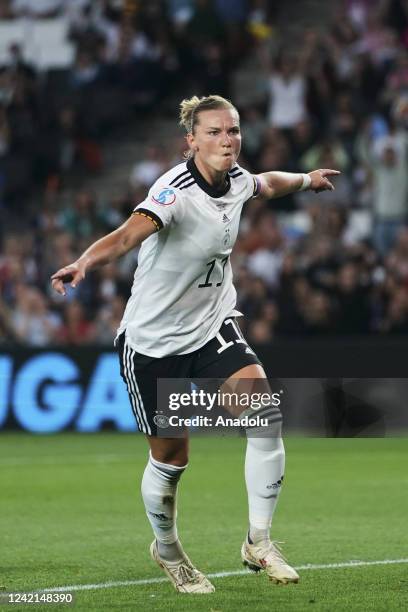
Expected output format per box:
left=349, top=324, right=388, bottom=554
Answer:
left=320, top=169, right=341, bottom=176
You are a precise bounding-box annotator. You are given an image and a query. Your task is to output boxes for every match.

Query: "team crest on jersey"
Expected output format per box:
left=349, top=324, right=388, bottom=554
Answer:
left=152, top=188, right=176, bottom=206
left=223, top=228, right=231, bottom=247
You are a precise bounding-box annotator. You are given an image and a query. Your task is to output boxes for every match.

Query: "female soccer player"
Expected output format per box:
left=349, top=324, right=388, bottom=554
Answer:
left=51, top=95, right=339, bottom=594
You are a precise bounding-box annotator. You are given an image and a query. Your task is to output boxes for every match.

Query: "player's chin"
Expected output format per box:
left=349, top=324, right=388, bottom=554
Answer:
left=218, top=154, right=236, bottom=170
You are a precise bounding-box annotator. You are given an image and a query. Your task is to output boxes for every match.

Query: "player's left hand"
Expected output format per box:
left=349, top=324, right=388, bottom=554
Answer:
left=308, top=169, right=341, bottom=193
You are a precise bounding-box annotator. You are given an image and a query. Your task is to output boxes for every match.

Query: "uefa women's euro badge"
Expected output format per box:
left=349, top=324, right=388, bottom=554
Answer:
left=151, top=188, right=176, bottom=206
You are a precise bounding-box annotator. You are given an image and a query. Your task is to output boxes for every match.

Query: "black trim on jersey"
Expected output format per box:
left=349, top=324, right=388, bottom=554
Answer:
left=170, top=169, right=190, bottom=186
left=179, top=179, right=196, bottom=190
left=229, top=171, right=243, bottom=178
left=228, top=166, right=239, bottom=174
left=187, top=157, right=231, bottom=198
left=133, top=208, right=164, bottom=231
left=172, top=173, right=193, bottom=188
left=253, top=176, right=260, bottom=197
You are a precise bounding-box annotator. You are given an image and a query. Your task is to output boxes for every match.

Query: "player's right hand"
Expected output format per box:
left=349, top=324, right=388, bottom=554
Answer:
left=51, top=262, right=86, bottom=296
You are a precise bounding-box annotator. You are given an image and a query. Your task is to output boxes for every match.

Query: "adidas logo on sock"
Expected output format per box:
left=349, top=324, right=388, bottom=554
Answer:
left=222, top=214, right=230, bottom=223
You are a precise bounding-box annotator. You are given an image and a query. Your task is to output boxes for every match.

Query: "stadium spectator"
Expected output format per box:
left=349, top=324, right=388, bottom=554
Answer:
left=130, top=145, right=167, bottom=189
left=287, top=119, right=317, bottom=171
left=276, top=274, right=312, bottom=335
left=386, top=226, right=408, bottom=280
left=358, top=120, right=408, bottom=254
left=166, top=0, right=195, bottom=27
left=334, top=261, right=371, bottom=333
left=11, top=0, right=64, bottom=18
left=0, top=105, right=10, bottom=158
left=246, top=300, right=279, bottom=344
left=266, top=54, right=308, bottom=130
left=381, top=286, right=408, bottom=332
left=0, top=296, right=15, bottom=343
left=186, top=0, right=225, bottom=46
left=247, top=316, right=273, bottom=344
left=70, top=48, right=102, bottom=88
left=303, top=235, right=339, bottom=293
left=196, top=41, right=230, bottom=98
left=301, top=290, right=335, bottom=335
left=240, top=105, right=268, bottom=167
left=11, top=285, right=61, bottom=346
left=238, top=276, right=271, bottom=322
left=246, top=211, right=285, bottom=288
left=57, top=299, right=96, bottom=344
left=0, top=0, right=13, bottom=18
left=345, top=0, right=372, bottom=33
left=96, top=261, right=130, bottom=303
left=354, top=11, right=399, bottom=66
left=382, top=51, right=408, bottom=104
left=94, top=294, right=126, bottom=345
left=59, top=190, right=107, bottom=239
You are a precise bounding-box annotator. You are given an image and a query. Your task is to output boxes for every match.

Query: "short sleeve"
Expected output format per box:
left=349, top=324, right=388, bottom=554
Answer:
left=133, top=182, right=183, bottom=231
left=239, top=167, right=259, bottom=201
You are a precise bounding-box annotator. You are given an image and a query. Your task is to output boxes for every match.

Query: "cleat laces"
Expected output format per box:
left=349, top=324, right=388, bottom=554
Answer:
left=174, top=562, right=201, bottom=586
left=258, top=541, right=289, bottom=565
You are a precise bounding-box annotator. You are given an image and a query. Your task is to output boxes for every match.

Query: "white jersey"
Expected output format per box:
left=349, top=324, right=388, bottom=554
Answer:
left=116, top=158, right=258, bottom=357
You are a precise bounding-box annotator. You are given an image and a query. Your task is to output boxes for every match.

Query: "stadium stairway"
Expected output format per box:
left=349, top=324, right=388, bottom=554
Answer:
left=58, top=110, right=185, bottom=210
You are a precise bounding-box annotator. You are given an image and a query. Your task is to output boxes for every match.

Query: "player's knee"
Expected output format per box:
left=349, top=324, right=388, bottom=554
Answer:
left=142, top=451, right=188, bottom=500
left=246, top=434, right=285, bottom=459
left=151, top=452, right=189, bottom=468
left=148, top=438, right=189, bottom=467
left=166, top=455, right=189, bottom=468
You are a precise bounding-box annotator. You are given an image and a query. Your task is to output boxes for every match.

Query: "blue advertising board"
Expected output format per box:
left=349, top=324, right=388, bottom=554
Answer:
left=0, top=350, right=136, bottom=432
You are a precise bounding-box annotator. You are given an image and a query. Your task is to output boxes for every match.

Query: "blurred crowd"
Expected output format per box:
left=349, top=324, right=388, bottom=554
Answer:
left=1, top=0, right=408, bottom=346
left=0, top=0, right=259, bottom=199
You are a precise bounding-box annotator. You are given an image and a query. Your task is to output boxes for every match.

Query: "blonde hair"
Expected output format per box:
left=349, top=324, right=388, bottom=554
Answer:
left=179, top=94, right=238, bottom=134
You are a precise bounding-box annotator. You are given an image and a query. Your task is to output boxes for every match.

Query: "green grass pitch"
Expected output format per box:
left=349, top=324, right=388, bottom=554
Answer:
left=1, top=434, right=408, bottom=611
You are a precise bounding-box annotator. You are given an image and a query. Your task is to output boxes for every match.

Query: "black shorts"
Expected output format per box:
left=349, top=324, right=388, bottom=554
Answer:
left=117, top=317, right=263, bottom=436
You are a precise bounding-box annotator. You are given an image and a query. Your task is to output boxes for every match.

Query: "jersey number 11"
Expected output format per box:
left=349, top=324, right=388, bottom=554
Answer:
left=198, top=256, right=229, bottom=288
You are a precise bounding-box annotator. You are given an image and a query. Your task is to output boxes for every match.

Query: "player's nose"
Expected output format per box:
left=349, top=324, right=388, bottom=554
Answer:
left=222, top=132, right=232, bottom=147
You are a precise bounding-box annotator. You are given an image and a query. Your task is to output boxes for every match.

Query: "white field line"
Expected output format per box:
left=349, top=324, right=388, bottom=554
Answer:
left=42, top=558, right=408, bottom=593
left=0, top=454, right=135, bottom=467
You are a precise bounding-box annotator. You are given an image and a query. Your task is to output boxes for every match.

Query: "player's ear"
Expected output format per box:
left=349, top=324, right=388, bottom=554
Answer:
left=186, top=133, right=198, bottom=155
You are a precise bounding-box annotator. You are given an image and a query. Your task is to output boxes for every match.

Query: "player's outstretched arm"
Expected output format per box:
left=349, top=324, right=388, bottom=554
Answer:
left=256, top=168, right=341, bottom=199
left=51, top=213, right=156, bottom=296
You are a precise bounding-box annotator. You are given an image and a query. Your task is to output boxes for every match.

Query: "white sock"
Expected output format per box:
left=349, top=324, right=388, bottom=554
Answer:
left=245, top=435, right=285, bottom=545
left=141, top=452, right=187, bottom=561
